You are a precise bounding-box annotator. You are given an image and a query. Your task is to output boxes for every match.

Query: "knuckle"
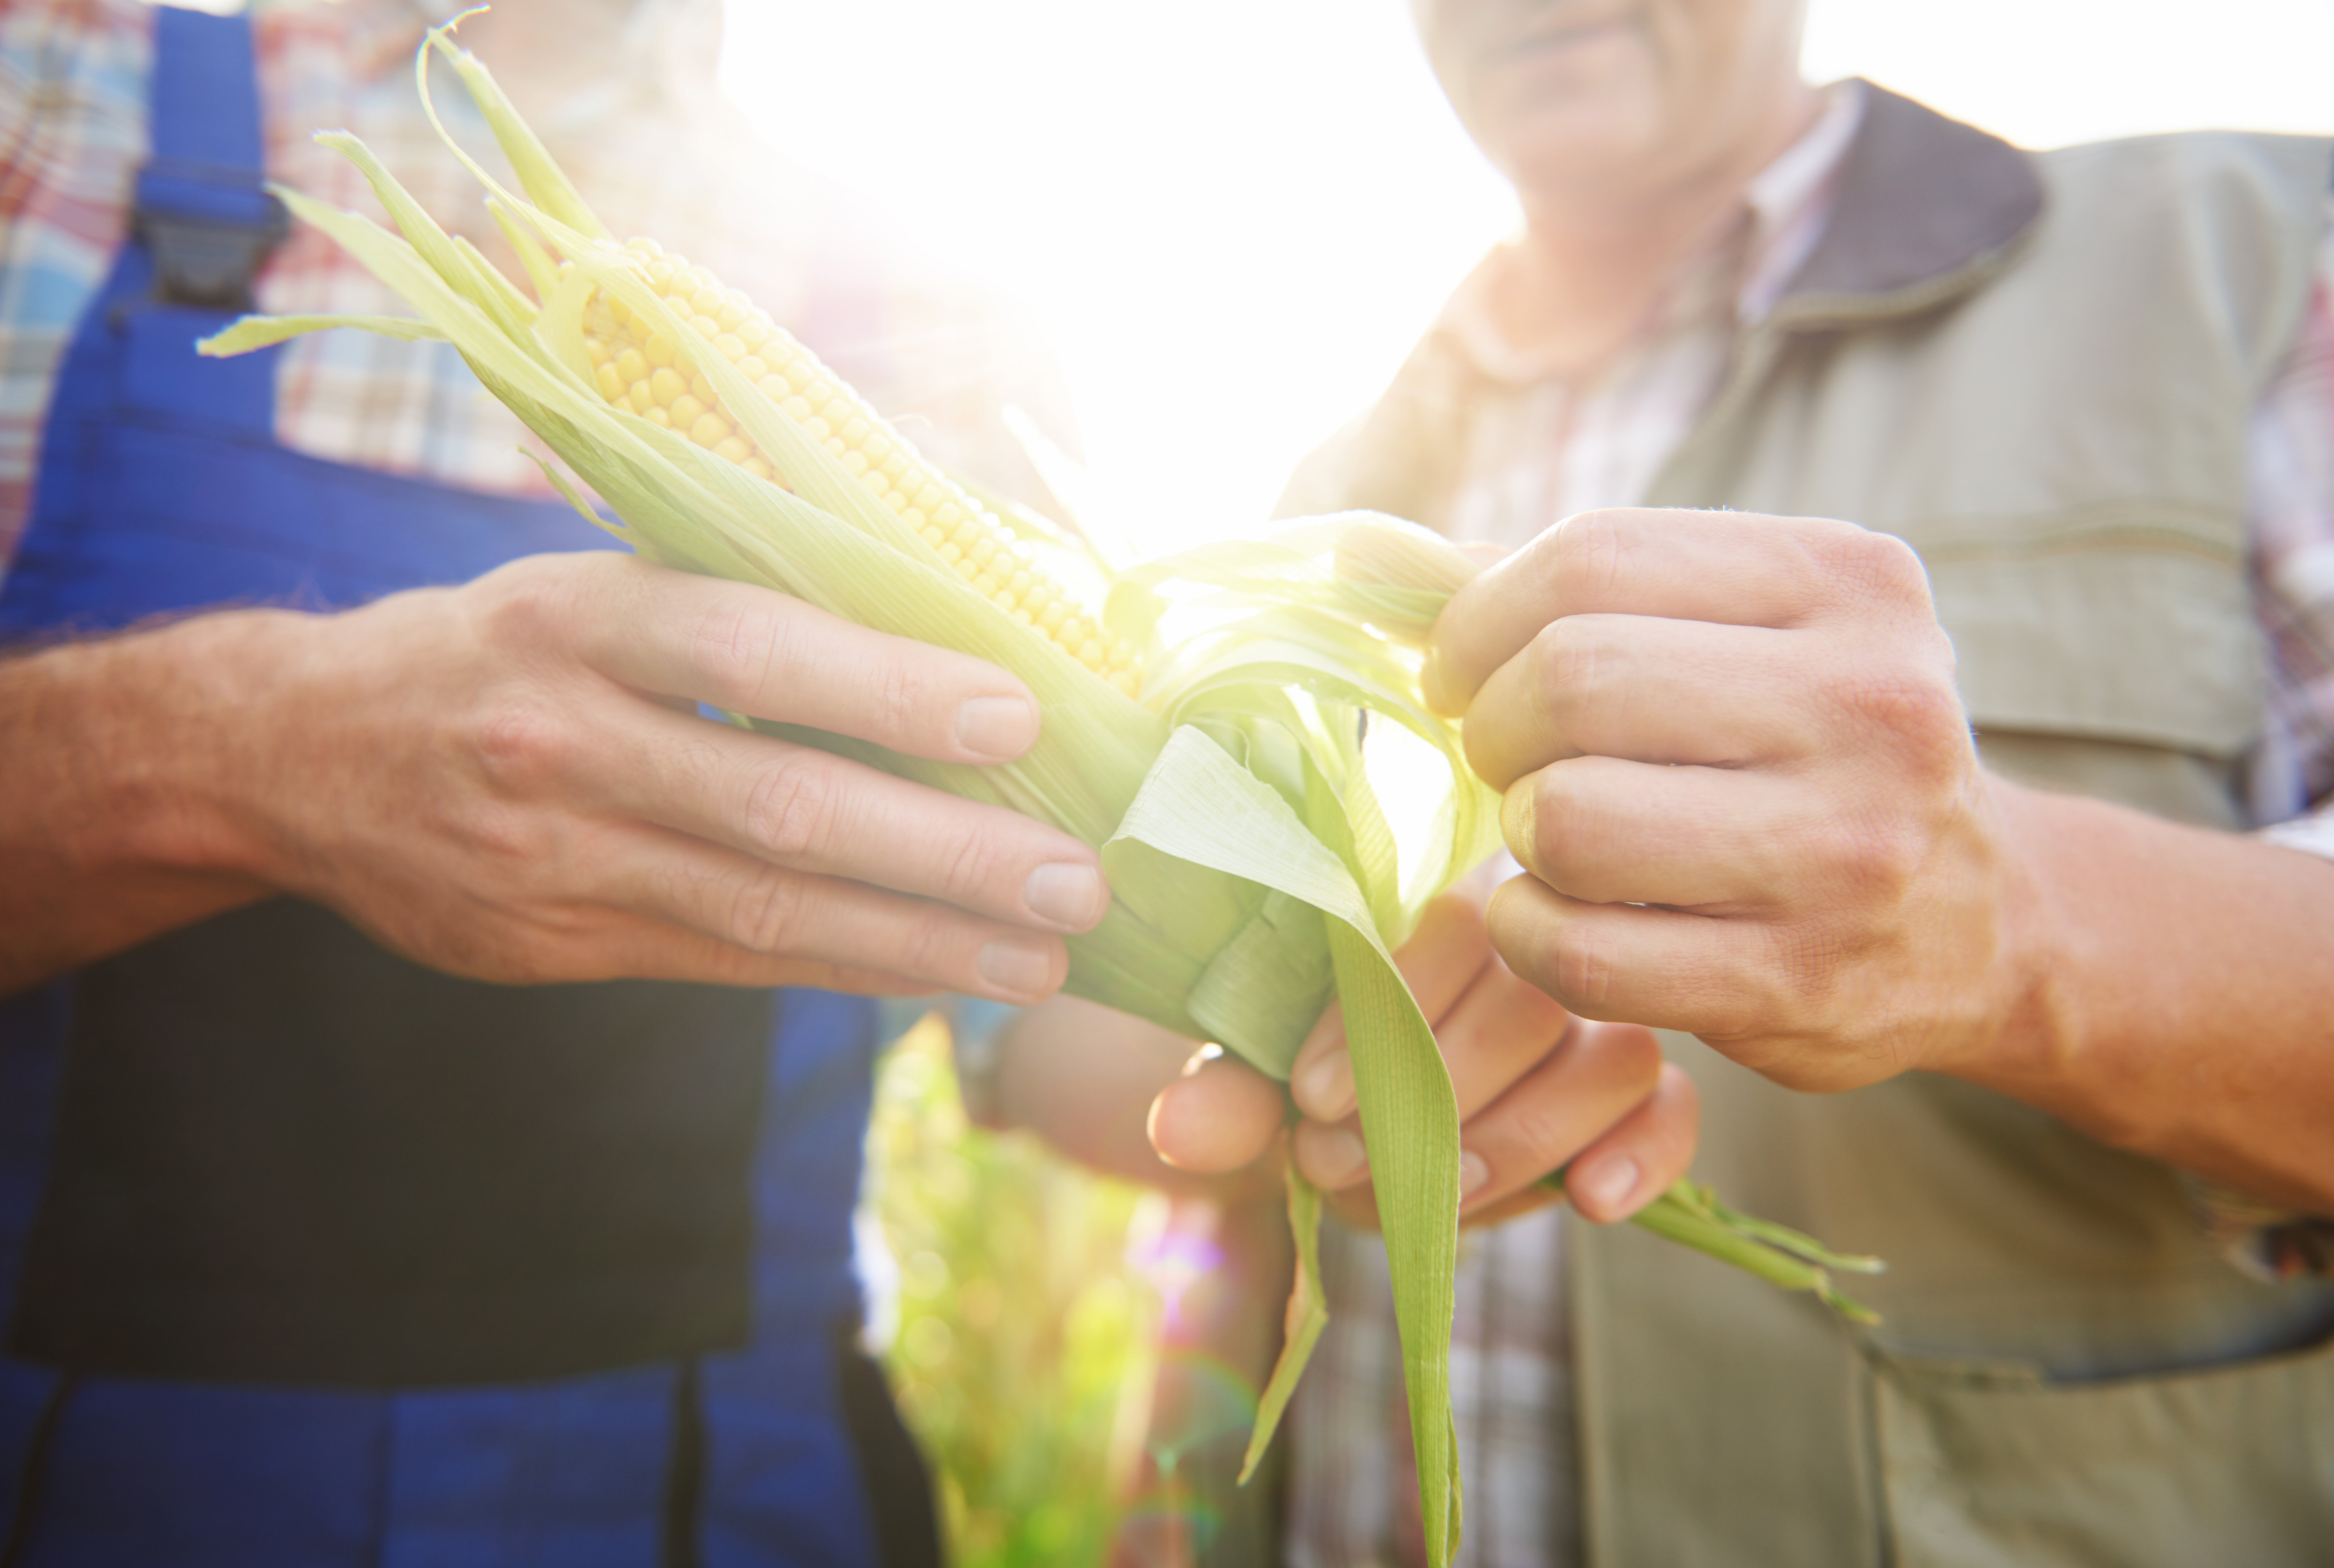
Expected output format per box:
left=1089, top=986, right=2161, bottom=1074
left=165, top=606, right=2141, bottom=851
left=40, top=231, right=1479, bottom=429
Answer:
left=1547, top=918, right=1614, bottom=1013
left=1828, top=664, right=1969, bottom=774
left=888, top=909, right=962, bottom=981
left=1863, top=532, right=1933, bottom=600
left=1597, top=1019, right=1665, bottom=1095
left=1832, top=811, right=1933, bottom=902
left=932, top=824, right=1002, bottom=908
left=1554, top=508, right=1632, bottom=600
left=1657, top=1063, right=1703, bottom=1135
left=473, top=556, right=580, bottom=650
left=688, top=595, right=787, bottom=709
left=1825, top=528, right=1934, bottom=609
left=1499, top=1095, right=1577, bottom=1174
left=728, top=864, right=812, bottom=953
left=470, top=701, right=576, bottom=795
left=1530, top=617, right=1601, bottom=703
left=870, top=657, right=924, bottom=744
left=741, top=754, right=843, bottom=862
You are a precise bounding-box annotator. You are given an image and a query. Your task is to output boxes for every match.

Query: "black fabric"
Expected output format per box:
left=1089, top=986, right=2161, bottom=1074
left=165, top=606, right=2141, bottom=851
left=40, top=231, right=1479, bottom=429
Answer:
left=661, top=1358, right=708, bottom=1568
left=833, top=1325, right=943, bottom=1568
left=0, top=1374, right=74, bottom=1568
left=6, top=899, right=772, bottom=1387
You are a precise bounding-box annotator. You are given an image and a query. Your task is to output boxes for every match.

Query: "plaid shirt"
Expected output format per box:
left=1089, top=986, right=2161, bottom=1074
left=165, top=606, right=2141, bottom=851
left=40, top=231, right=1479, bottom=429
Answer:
left=1287, top=85, right=2334, bottom=1568
left=0, top=0, right=1073, bottom=581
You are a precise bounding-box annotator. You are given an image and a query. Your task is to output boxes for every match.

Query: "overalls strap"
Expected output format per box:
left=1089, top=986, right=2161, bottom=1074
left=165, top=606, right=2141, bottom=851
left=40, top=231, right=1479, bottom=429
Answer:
left=136, top=8, right=286, bottom=314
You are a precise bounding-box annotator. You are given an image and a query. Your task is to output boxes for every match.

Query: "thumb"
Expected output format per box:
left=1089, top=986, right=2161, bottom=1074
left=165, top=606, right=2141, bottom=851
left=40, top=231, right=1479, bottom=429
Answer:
left=1148, top=1047, right=1286, bottom=1173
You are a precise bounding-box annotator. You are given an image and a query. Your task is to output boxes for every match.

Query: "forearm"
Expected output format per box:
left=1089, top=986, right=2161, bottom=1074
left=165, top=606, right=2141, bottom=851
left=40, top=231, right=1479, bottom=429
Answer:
left=0, top=613, right=285, bottom=993
left=1959, top=775, right=2334, bottom=1211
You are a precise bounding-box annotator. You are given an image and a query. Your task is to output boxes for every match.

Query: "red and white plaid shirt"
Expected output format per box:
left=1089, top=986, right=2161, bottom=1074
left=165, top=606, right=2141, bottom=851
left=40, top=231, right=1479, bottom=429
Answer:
left=0, top=0, right=1072, bottom=578
left=1285, top=84, right=2334, bottom=1568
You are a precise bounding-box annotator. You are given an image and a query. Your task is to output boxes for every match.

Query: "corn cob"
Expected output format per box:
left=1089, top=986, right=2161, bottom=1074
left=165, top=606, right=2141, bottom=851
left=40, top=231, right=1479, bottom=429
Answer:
left=571, top=240, right=1142, bottom=696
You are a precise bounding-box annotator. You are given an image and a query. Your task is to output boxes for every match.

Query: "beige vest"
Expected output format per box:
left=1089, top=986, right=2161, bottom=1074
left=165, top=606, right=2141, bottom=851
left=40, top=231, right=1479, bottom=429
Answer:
left=1314, top=90, right=2334, bottom=1567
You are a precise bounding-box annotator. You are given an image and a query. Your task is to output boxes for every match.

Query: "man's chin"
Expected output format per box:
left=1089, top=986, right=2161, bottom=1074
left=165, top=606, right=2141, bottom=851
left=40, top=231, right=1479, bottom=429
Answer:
left=1476, top=95, right=1672, bottom=198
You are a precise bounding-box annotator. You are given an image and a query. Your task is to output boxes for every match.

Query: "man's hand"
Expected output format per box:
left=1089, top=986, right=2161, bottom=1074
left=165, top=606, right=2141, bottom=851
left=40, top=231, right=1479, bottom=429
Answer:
left=1426, top=507, right=2024, bottom=1091
left=2, top=552, right=1108, bottom=998
left=1423, top=506, right=2334, bottom=1214
left=1147, top=891, right=1699, bottom=1228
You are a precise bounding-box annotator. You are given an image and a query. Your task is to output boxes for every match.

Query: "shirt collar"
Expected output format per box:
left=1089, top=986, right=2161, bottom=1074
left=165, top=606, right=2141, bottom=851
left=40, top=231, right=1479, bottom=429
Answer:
left=1434, top=78, right=1870, bottom=386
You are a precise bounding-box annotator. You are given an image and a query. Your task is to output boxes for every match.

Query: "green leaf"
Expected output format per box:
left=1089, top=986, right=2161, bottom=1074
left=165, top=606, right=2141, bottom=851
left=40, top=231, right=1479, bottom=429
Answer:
left=1104, top=728, right=1462, bottom=1565
left=199, top=313, right=445, bottom=355
left=1239, top=1166, right=1326, bottom=1484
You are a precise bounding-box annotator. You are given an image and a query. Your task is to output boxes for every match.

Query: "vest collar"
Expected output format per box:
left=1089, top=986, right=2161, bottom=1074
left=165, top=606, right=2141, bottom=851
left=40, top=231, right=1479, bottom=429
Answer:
left=1776, top=82, right=2046, bottom=321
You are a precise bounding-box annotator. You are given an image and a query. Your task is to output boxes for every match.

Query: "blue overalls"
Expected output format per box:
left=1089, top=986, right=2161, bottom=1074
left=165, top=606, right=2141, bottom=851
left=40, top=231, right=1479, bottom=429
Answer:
left=0, top=11, right=929, bottom=1564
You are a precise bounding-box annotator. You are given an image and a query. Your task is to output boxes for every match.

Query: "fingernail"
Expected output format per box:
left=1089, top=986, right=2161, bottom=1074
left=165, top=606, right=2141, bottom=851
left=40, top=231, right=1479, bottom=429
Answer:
left=1459, top=1150, right=1490, bottom=1198
left=1572, top=1154, right=1640, bottom=1215
left=1295, top=1048, right=1355, bottom=1121
left=1422, top=650, right=1461, bottom=716
left=955, top=696, right=1038, bottom=761
left=1023, top=862, right=1106, bottom=929
left=1500, top=779, right=1538, bottom=870
left=1307, top=1128, right=1368, bottom=1187
left=975, top=938, right=1052, bottom=999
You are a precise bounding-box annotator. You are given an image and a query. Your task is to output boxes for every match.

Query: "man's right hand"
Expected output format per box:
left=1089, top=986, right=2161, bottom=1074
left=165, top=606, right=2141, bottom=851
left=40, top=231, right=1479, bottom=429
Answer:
left=1146, top=891, right=1699, bottom=1229
left=1, top=551, right=1109, bottom=998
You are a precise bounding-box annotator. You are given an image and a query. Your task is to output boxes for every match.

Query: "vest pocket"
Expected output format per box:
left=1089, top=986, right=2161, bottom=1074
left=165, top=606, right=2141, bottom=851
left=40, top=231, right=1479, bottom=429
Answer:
left=1871, top=1333, right=2334, bottom=1568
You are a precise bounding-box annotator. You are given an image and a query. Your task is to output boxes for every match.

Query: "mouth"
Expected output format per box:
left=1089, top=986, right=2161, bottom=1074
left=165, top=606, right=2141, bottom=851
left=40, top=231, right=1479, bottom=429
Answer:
left=1496, top=12, right=1640, bottom=66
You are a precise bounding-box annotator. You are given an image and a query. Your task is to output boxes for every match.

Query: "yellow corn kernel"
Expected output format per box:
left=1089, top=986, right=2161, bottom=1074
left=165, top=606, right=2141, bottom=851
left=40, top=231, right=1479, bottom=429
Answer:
left=575, top=241, right=1142, bottom=692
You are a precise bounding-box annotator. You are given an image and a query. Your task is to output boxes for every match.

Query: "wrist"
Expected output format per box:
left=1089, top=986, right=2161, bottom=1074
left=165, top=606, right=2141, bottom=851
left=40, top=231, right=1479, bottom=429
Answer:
left=76, top=610, right=313, bottom=887
left=1936, top=772, right=2088, bottom=1103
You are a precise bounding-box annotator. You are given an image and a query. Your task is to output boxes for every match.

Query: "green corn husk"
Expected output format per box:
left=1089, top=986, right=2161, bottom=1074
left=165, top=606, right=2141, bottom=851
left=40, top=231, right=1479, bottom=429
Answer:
left=198, top=22, right=1883, bottom=1561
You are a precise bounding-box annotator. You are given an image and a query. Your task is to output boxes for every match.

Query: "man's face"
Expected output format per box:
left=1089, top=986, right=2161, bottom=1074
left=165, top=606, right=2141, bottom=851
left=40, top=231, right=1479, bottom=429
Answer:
left=1414, top=0, right=1810, bottom=199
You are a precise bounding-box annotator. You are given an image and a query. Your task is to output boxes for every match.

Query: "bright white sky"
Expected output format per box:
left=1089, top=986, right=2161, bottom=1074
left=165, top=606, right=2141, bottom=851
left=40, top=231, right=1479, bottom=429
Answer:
left=719, top=0, right=2334, bottom=555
